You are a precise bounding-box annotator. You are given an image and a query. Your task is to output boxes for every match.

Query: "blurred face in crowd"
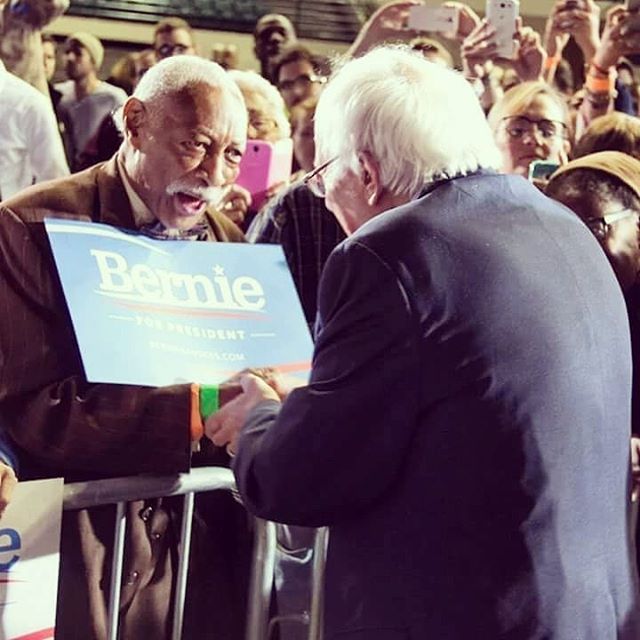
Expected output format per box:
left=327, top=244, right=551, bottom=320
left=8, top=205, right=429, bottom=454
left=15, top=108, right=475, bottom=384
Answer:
left=42, top=40, right=56, bottom=82
left=554, top=191, right=640, bottom=292
left=154, top=28, right=195, bottom=60
left=291, top=107, right=315, bottom=172
left=124, top=82, right=247, bottom=230
left=254, top=18, right=295, bottom=66
left=277, top=59, right=324, bottom=108
left=133, top=50, right=156, bottom=89
left=241, top=88, right=286, bottom=143
left=494, top=94, right=570, bottom=177
left=64, top=40, right=95, bottom=81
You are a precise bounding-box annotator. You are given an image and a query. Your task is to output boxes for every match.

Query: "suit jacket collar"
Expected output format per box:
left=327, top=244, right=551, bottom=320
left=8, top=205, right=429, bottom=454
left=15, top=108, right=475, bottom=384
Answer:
left=95, top=155, right=138, bottom=230
left=417, top=168, right=498, bottom=200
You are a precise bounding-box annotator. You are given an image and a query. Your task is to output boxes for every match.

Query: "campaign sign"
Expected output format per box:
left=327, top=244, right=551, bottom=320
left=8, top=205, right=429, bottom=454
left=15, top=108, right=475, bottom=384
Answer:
left=0, top=478, right=64, bottom=640
left=45, top=220, right=313, bottom=387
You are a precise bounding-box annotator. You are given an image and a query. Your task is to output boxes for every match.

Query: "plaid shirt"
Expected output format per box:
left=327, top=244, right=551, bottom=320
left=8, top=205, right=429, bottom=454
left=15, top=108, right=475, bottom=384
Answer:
left=247, top=180, right=345, bottom=326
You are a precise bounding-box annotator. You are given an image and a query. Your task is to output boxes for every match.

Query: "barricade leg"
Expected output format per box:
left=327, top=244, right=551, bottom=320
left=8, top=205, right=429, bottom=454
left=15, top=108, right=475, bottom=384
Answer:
left=107, top=501, right=127, bottom=640
left=308, top=527, right=328, bottom=640
left=245, top=518, right=277, bottom=640
left=172, top=491, right=195, bottom=640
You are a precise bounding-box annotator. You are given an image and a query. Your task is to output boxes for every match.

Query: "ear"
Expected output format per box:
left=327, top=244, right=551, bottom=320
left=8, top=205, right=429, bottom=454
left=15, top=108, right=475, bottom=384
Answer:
left=122, top=97, right=147, bottom=149
left=357, top=151, right=383, bottom=207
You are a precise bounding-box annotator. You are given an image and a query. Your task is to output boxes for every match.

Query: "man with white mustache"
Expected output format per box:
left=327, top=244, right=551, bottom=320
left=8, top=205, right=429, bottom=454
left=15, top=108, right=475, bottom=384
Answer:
left=0, top=56, right=250, bottom=639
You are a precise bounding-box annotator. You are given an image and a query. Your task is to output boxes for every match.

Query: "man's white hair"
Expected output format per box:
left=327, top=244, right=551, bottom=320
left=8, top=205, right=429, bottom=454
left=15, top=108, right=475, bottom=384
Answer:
left=133, top=55, right=244, bottom=106
left=115, top=56, right=245, bottom=133
left=228, top=70, right=291, bottom=139
left=315, top=46, right=502, bottom=198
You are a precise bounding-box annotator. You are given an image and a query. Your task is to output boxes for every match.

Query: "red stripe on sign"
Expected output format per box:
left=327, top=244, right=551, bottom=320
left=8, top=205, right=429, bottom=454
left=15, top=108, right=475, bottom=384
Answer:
left=11, top=628, right=55, bottom=640
left=114, top=300, right=268, bottom=320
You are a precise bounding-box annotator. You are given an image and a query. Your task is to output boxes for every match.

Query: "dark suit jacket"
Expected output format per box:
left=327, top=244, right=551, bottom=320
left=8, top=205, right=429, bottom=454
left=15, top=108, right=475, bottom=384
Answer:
left=234, top=171, right=640, bottom=639
left=0, top=157, right=249, bottom=639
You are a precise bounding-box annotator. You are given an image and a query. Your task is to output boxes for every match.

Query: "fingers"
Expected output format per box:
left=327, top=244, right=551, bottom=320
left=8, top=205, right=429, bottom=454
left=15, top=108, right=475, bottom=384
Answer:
left=205, top=396, right=245, bottom=447
left=462, top=20, right=499, bottom=61
left=0, top=465, right=17, bottom=517
left=204, top=373, right=281, bottom=449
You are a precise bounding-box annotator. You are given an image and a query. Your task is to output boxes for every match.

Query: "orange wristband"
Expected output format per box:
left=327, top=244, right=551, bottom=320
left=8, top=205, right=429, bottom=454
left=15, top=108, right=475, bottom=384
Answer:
left=190, top=383, right=204, bottom=441
left=544, top=55, right=560, bottom=70
left=585, top=73, right=614, bottom=93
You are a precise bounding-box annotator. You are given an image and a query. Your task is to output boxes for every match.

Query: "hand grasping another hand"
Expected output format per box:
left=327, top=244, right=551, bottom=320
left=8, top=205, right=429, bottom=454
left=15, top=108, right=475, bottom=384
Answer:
left=205, top=373, right=280, bottom=455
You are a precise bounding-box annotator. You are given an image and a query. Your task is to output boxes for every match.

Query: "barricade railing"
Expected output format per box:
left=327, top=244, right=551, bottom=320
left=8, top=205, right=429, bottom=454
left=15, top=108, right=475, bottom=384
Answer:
left=62, top=467, right=327, bottom=640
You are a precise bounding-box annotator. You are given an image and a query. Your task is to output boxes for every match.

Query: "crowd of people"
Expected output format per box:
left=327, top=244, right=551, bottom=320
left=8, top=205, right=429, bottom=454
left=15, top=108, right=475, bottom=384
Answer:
left=1, top=0, right=640, bottom=638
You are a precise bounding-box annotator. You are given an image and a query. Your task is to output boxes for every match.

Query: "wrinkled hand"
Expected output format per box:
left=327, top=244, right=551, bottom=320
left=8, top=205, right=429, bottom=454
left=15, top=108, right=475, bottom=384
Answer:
left=205, top=374, right=280, bottom=454
left=461, top=19, right=499, bottom=77
left=0, top=463, right=17, bottom=517
left=441, top=2, right=481, bottom=42
left=510, top=22, right=547, bottom=82
left=553, top=0, right=600, bottom=62
left=349, top=0, right=421, bottom=56
left=226, top=367, right=304, bottom=401
left=219, top=184, right=252, bottom=227
left=544, top=0, right=571, bottom=58
left=632, top=436, right=640, bottom=502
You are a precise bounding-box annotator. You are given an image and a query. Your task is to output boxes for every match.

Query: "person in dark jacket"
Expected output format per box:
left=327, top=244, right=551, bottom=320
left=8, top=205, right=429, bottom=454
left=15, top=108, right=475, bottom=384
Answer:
left=207, top=47, right=640, bottom=640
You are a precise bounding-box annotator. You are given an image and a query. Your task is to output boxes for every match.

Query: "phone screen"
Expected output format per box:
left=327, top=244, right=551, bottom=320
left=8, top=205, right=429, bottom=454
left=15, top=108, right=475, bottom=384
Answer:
left=528, top=160, right=560, bottom=182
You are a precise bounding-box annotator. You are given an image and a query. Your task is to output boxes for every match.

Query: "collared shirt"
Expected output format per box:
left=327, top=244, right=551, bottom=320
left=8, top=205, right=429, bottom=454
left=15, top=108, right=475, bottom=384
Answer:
left=248, top=180, right=345, bottom=326
left=0, top=61, right=69, bottom=199
left=117, top=153, right=155, bottom=227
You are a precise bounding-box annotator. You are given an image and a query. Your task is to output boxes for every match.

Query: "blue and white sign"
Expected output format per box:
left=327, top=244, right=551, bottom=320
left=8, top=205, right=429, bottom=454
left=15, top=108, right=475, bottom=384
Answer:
left=45, top=219, right=313, bottom=387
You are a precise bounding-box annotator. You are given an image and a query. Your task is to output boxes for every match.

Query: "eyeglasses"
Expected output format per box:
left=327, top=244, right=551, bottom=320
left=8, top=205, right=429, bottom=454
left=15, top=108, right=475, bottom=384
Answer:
left=303, top=156, right=337, bottom=198
left=155, top=43, right=191, bottom=59
left=502, top=115, right=568, bottom=140
left=278, top=74, right=327, bottom=93
left=247, top=110, right=279, bottom=140
left=584, top=208, right=639, bottom=240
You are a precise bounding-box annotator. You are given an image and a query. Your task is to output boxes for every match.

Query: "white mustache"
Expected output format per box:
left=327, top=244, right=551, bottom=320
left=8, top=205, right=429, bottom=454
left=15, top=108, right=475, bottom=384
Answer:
left=166, top=181, right=225, bottom=206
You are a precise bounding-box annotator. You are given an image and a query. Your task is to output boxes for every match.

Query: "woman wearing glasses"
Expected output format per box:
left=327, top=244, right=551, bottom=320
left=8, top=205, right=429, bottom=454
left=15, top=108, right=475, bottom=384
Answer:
left=488, top=81, right=571, bottom=178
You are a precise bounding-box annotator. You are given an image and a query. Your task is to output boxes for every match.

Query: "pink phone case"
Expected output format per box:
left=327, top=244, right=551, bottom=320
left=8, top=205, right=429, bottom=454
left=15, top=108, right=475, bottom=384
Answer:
left=235, top=138, right=293, bottom=211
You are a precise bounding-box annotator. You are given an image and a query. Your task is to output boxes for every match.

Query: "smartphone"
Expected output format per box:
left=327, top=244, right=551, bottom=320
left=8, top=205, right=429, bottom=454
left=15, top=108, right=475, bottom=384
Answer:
left=528, top=160, right=560, bottom=183
left=235, top=138, right=293, bottom=211
left=407, top=5, right=459, bottom=33
left=485, top=0, right=519, bottom=59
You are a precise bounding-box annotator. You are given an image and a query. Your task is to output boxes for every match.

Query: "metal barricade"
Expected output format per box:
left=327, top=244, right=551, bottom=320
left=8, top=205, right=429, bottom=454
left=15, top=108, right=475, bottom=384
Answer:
left=62, top=467, right=327, bottom=640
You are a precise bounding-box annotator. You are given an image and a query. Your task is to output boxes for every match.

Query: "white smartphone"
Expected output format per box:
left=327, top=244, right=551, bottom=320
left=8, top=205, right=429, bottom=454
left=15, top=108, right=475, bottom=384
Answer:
left=485, top=0, right=519, bottom=59
left=407, top=5, right=459, bottom=33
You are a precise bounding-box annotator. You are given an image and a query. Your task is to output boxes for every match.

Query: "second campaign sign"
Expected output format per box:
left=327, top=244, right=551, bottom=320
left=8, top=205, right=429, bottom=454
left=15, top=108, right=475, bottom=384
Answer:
left=45, top=219, right=313, bottom=387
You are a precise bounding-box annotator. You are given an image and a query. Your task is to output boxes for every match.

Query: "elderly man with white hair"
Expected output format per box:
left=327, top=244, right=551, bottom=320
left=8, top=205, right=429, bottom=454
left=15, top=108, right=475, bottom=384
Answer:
left=207, top=46, right=640, bottom=639
left=0, top=56, right=251, bottom=639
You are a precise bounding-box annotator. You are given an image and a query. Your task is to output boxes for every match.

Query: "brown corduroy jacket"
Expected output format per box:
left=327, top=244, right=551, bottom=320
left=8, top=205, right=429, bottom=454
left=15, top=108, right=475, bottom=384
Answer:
left=0, top=156, right=250, bottom=639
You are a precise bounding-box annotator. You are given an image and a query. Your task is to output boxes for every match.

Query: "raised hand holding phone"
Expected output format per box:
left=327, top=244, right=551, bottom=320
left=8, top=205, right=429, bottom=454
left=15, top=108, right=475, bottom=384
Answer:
left=485, top=0, right=519, bottom=59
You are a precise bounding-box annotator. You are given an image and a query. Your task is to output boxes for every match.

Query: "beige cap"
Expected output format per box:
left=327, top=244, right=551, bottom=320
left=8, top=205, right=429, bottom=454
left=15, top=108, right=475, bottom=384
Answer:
left=67, top=32, right=104, bottom=70
left=548, top=150, right=640, bottom=201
